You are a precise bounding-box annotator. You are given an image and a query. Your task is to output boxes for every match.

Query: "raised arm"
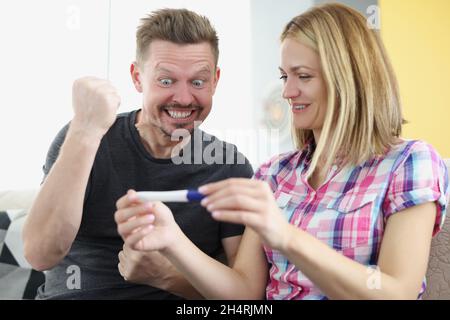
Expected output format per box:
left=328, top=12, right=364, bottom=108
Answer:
left=22, top=77, right=120, bottom=271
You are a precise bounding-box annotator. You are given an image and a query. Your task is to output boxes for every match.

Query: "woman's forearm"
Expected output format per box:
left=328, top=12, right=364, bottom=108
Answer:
left=163, top=230, right=265, bottom=300
left=281, top=224, right=418, bottom=300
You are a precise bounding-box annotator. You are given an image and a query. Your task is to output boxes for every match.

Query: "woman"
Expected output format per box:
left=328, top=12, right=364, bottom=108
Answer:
left=115, top=3, right=449, bottom=299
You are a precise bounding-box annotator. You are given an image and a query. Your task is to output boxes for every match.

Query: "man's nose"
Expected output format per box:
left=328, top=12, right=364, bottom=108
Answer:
left=173, top=82, right=195, bottom=106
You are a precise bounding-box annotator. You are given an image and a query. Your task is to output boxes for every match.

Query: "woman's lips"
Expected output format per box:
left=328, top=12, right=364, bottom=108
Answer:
left=291, top=104, right=311, bottom=113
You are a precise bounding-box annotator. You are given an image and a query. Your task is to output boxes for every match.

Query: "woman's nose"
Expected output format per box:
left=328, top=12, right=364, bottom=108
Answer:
left=282, top=79, right=301, bottom=100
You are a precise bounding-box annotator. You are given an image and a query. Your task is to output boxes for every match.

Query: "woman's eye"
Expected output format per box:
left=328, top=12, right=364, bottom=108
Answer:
left=192, top=79, right=204, bottom=88
left=159, top=78, right=173, bottom=86
left=279, top=75, right=287, bottom=82
left=299, top=75, right=312, bottom=80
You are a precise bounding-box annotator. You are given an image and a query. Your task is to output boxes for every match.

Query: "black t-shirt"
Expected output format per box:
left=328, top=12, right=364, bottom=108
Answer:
left=36, top=110, right=254, bottom=299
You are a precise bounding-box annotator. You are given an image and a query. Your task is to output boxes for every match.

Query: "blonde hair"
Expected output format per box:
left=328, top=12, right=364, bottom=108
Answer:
left=281, top=3, right=404, bottom=178
left=136, top=8, right=219, bottom=67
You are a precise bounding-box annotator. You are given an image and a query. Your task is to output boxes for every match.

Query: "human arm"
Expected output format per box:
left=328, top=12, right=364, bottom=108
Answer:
left=115, top=190, right=268, bottom=299
left=117, top=235, right=241, bottom=299
left=281, top=202, right=436, bottom=299
left=199, top=178, right=441, bottom=299
left=22, top=77, right=120, bottom=271
left=118, top=245, right=204, bottom=299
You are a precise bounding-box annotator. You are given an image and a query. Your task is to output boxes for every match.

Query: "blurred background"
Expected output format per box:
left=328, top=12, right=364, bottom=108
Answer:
left=0, top=0, right=449, bottom=190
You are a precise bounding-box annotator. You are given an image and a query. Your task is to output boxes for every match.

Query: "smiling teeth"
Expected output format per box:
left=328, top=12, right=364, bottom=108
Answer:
left=294, top=105, right=307, bottom=110
left=167, top=110, right=193, bottom=119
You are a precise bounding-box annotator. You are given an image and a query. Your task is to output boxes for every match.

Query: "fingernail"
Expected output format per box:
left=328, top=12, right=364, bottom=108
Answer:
left=146, top=214, right=154, bottom=222
left=200, top=197, right=209, bottom=206
left=129, top=193, right=137, bottom=201
left=198, top=185, right=208, bottom=193
left=207, top=204, right=214, bottom=211
left=211, top=211, right=220, bottom=218
left=145, top=202, right=153, bottom=210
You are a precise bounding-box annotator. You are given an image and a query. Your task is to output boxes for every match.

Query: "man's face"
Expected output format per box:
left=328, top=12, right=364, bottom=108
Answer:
left=131, top=40, right=220, bottom=137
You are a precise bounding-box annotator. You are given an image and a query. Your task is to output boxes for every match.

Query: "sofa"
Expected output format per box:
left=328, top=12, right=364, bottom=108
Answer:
left=1, top=161, right=449, bottom=299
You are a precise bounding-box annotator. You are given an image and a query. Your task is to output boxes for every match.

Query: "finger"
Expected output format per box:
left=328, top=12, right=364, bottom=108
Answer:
left=210, top=210, right=263, bottom=229
left=125, top=225, right=154, bottom=250
left=118, top=250, right=125, bottom=263
left=114, top=202, right=153, bottom=224
left=117, top=262, right=127, bottom=280
left=93, top=80, right=115, bottom=91
left=117, top=214, right=155, bottom=238
left=205, top=194, right=264, bottom=214
left=201, top=184, right=264, bottom=207
left=122, top=243, right=134, bottom=256
left=116, top=189, right=142, bottom=210
left=199, top=178, right=261, bottom=195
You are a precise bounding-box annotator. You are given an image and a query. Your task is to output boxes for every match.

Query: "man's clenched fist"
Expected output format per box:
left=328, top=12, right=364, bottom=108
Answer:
left=71, top=77, right=121, bottom=138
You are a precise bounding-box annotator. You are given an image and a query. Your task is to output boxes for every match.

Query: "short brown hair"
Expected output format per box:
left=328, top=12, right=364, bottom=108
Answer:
left=136, top=8, right=219, bottom=67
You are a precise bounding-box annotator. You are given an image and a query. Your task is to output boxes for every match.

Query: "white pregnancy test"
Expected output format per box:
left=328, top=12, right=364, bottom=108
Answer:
left=136, top=189, right=205, bottom=203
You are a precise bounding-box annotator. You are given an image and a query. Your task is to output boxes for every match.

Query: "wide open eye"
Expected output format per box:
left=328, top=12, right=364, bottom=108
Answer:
left=159, top=78, right=173, bottom=87
left=192, top=79, right=205, bottom=88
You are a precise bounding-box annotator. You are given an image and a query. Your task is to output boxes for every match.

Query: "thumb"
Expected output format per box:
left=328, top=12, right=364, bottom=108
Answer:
left=152, top=201, right=171, bottom=214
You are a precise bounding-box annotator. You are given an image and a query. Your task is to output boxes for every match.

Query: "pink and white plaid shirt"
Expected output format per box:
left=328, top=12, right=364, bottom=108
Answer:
left=254, top=139, right=449, bottom=300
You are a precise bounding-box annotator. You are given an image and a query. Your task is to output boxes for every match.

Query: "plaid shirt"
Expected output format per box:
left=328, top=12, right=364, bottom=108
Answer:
left=254, top=139, right=449, bottom=300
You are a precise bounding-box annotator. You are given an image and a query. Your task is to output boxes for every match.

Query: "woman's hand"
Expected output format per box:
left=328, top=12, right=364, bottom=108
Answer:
left=114, top=189, right=181, bottom=252
left=199, top=178, right=291, bottom=250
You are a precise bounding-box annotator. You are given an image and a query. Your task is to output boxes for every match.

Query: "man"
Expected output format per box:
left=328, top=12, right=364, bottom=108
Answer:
left=22, top=8, right=253, bottom=299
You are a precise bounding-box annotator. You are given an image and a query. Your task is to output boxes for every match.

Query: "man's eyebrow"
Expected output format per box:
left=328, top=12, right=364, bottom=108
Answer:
left=194, top=66, right=212, bottom=75
left=154, top=66, right=212, bottom=76
left=278, top=65, right=314, bottom=73
left=155, top=66, right=172, bottom=74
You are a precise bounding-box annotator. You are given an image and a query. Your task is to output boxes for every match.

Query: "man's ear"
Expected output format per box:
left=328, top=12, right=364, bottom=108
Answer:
left=212, top=66, right=221, bottom=95
left=130, top=62, right=143, bottom=93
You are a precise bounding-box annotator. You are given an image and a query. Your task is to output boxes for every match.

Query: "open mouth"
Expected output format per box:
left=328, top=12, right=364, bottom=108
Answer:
left=163, top=108, right=199, bottom=122
left=292, top=104, right=311, bottom=112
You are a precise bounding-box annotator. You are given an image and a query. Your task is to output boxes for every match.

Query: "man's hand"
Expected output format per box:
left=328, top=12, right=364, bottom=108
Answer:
left=118, top=244, right=177, bottom=290
left=71, top=76, right=121, bottom=139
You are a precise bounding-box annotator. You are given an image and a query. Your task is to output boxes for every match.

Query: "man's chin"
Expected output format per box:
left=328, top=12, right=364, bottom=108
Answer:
left=160, top=124, right=196, bottom=138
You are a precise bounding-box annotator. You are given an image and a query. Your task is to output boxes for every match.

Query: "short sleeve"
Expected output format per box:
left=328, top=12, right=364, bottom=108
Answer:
left=42, top=123, right=70, bottom=183
left=383, top=141, right=449, bottom=236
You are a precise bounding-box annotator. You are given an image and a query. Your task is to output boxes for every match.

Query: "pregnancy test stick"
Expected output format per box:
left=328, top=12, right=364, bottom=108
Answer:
left=136, top=189, right=205, bottom=202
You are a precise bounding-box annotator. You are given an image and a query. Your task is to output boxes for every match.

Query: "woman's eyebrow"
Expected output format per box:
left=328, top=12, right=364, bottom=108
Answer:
left=279, top=65, right=315, bottom=73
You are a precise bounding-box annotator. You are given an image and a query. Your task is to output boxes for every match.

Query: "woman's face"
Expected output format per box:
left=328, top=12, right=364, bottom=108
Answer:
left=279, top=38, right=328, bottom=140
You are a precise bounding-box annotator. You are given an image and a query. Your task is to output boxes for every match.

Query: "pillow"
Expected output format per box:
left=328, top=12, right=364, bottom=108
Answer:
left=0, top=209, right=45, bottom=299
left=0, top=189, right=37, bottom=211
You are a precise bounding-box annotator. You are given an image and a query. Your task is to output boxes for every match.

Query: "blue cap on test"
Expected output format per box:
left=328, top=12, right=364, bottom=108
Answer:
left=186, top=190, right=205, bottom=202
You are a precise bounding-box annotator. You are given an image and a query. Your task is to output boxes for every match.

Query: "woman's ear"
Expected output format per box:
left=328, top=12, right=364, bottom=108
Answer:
left=130, top=62, right=143, bottom=93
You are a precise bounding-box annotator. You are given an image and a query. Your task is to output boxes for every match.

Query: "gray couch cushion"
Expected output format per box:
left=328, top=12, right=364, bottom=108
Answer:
left=423, top=159, right=450, bottom=299
left=0, top=210, right=45, bottom=299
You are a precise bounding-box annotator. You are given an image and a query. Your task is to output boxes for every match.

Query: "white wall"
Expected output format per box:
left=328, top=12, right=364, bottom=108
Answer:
left=0, top=0, right=312, bottom=190
left=108, top=0, right=253, bottom=148
left=250, top=0, right=313, bottom=157
left=0, top=0, right=109, bottom=189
